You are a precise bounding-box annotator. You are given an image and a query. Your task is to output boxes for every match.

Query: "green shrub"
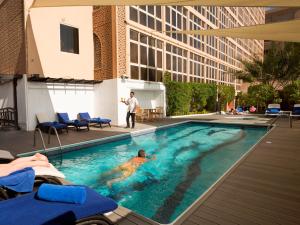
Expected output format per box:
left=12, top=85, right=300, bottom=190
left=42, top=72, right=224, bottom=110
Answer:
left=282, top=81, right=300, bottom=108
left=218, top=85, right=235, bottom=111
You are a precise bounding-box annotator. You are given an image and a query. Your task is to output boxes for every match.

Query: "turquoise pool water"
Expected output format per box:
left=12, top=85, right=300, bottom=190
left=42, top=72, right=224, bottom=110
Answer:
left=51, top=122, right=267, bottom=224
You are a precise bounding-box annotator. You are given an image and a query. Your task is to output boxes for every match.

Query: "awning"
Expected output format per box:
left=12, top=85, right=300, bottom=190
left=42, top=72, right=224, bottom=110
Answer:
left=28, top=74, right=103, bottom=84
left=167, top=20, right=300, bottom=43
left=31, top=0, right=300, bottom=7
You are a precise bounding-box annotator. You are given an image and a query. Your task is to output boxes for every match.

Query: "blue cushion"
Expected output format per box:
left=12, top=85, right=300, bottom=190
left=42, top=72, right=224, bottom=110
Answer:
left=0, top=186, right=118, bottom=225
left=37, top=184, right=86, bottom=204
left=79, top=112, right=91, bottom=121
left=293, top=107, right=300, bottom=115
left=57, top=113, right=70, bottom=123
left=99, top=119, right=111, bottom=123
left=0, top=168, right=35, bottom=193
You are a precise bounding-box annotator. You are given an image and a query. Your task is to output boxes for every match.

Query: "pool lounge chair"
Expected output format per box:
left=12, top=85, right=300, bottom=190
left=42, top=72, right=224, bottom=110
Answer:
left=292, top=104, right=300, bottom=115
left=79, top=112, right=111, bottom=128
left=0, top=185, right=117, bottom=225
left=265, top=104, right=281, bottom=116
left=36, top=113, right=68, bottom=133
left=57, top=113, right=89, bottom=131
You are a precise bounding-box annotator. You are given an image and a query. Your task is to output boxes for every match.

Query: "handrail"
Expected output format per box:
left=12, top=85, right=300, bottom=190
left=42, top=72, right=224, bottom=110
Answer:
left=48, top=126, right=63, bottom=165
left=33, top=127, right=47, bottom=152
left=267, top=114, right=280, bottom=131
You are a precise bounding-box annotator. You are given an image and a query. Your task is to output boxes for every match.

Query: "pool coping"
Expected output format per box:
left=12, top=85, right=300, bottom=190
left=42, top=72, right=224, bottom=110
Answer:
left=17, top=120, right=273, bottom=225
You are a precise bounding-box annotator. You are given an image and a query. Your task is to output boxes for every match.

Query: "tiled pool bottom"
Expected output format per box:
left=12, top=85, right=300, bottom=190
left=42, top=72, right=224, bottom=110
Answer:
left=50, top=122, right=267, bottom=224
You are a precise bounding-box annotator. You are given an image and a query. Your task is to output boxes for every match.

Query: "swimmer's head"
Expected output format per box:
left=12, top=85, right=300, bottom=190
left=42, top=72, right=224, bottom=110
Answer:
left=138, top=149, right=146, bottom=158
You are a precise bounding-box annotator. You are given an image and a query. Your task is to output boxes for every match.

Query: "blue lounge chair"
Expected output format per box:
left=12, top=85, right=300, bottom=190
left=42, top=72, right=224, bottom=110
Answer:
left=79, top=112, right=111, bottom=128
left=265, top=104, right=281, bottom=116
left=236, top=107, right=243, bottom=113
left=0, top=185, right=117, bottom=225
left=292, top=104, right=300, bottom=115
left=57, top=113, right=89, bottom=131
left=36, top=113, right=68, bottom=133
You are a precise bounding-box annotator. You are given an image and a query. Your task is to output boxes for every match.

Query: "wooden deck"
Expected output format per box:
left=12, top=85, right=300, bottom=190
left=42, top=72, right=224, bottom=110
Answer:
left=106, top=117, right=300, bottom=225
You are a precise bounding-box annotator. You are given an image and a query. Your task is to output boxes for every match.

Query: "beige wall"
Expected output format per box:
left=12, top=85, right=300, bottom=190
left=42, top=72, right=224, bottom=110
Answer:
left=24, top=1, right=94, bottom=80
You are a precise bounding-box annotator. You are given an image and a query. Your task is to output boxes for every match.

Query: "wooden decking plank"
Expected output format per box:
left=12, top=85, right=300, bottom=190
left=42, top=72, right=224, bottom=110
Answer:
left=194, top=205, right=255, bottom=225
left=230, top=171, right=300, bottom=195
left=202, top=197, right=280, bottom=225
left=223, top=177, right=300, bottom=203
left=209, top=189, right=300, bottom=225
left=190, top=206, right=238, bottom=225
left=187, top=214, right=220, bottom=225
left=218, top=184, right=300, bottom=215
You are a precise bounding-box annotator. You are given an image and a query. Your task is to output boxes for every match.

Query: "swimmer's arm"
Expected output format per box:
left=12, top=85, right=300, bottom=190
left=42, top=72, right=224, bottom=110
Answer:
left=146, top=155, right=156, bottom=160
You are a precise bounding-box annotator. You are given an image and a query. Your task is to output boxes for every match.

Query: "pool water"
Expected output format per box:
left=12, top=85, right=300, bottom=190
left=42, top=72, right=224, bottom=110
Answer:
left=51, top=122, right=267, bottom=224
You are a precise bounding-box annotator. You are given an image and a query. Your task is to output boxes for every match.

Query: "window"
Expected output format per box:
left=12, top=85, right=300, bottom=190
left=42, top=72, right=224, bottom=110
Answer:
left=60, top=24, right=79, bottom=54
left=130, top=43, right=138, bottom=63
left=131, top=66, right=139, bottom=79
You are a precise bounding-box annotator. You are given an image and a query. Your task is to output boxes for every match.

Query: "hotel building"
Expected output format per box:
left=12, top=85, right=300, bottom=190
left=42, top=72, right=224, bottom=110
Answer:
left=94, top=6, right=265, bottom=92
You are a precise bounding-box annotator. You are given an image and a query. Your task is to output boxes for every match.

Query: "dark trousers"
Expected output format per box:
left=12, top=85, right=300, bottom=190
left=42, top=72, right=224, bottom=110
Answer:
left=126, top=112, right=136, bottom=128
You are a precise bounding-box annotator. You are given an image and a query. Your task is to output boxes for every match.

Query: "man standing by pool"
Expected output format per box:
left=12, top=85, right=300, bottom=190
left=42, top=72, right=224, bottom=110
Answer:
left=122, top=91, right=139, bottom=128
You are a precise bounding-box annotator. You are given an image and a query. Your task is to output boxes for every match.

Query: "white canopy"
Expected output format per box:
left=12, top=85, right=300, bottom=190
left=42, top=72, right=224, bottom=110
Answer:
left=31, top=0, right=300, bottom=7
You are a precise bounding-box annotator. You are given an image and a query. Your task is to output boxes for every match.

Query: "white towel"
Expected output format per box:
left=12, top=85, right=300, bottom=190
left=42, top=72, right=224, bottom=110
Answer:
left=33, top=163, right=65, bottom=179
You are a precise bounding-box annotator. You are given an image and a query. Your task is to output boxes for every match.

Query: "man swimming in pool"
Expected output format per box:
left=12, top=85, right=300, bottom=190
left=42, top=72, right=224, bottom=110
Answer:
left=104, top=149, right=156, bottom=187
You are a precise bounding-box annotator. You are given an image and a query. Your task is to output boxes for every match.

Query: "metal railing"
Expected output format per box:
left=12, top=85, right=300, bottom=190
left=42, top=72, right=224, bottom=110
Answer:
left=0, top=107, right=18, bottom=129
left=267, top=115, right=280, bottom=131
left=33, top=126, right=63, bottom=165
left=48, top=126, right=63, bottom=165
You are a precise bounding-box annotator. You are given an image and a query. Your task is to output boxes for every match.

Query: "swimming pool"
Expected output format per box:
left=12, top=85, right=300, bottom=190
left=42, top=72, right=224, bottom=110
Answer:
left=51, top=122, right=267, bottom=224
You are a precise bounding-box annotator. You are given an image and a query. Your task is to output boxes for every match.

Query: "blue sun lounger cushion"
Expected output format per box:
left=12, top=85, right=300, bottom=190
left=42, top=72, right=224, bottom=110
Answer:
left=79, top=112, right=111, bottom=125
left=0, top=167, right=35, bottom=193
left=37, top=184, right=86, bottom=204
left=293, top=104, right=300, bottom=115
left=0, top=186, right=118, bottom=225
left=57, top=113, right=89, bottom=129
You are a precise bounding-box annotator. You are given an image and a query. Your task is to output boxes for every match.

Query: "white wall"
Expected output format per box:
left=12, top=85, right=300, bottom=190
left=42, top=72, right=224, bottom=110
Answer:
left=25, top=1, right=94, bottom=80
left=98, top=78, right=166, bottom=126
left=0, top=82, right=14, bottom=109
left=26, top=82, right=95, bottom=130
left=23, top=78, right=166, bottom=130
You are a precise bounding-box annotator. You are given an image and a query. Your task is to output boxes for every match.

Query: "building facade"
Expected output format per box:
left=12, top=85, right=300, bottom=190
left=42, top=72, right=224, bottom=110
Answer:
left=93, top=6, right=265, bottom=92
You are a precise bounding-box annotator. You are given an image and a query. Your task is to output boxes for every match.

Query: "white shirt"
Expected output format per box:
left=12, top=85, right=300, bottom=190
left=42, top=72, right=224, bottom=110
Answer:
left=126, top=97, right=139, bottom=113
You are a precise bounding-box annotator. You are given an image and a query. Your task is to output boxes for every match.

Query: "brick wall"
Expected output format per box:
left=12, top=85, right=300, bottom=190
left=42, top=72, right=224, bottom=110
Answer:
left=93, top=6, right=116, bottom=81
left=0, top=0, right=26, bottom=75
left=116, top=6, right=127, bottom=77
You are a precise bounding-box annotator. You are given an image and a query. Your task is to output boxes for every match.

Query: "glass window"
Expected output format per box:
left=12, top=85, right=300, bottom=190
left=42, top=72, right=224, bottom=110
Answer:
left=149, top=69, right=156, bottom=81
left=140, top=34, right=147, bottom=44
left=130, top=7, right=138, bottom=22
left=131, top=65, right=139, bottom=80
left=130, top=29, right=138, bottom=41
left=148, top=6, right=154, bottom=15
left=166, top=54, right=171, bottom=70
left=60, top=24, right=79, bottom=54
left=157, top=70, right=162, bottom=82
left=130, top=43, right=138, bottom=63
left=149, top=37, right=155, bottom=47
left=148, top=48, right=155, bottom=67
left=156, top=21, right=162, bottom=31
left=156, top=6, right=161, bottom=19
left=172, top=11, right=176, bottom=26
left=166, top=7, right=170, bottom=23
left=157, top=51, right=162, bottom=68
left=140, top=12, right=147, bottom=26
left=172, top=56, right=177, bottom=71
left=141, top=67, right=147, bottom=81
left=148, top=16, right=155, bottom=29
left=140, top=46, right=147, bottom=65
left=157, top=40, right=163, bottom=49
